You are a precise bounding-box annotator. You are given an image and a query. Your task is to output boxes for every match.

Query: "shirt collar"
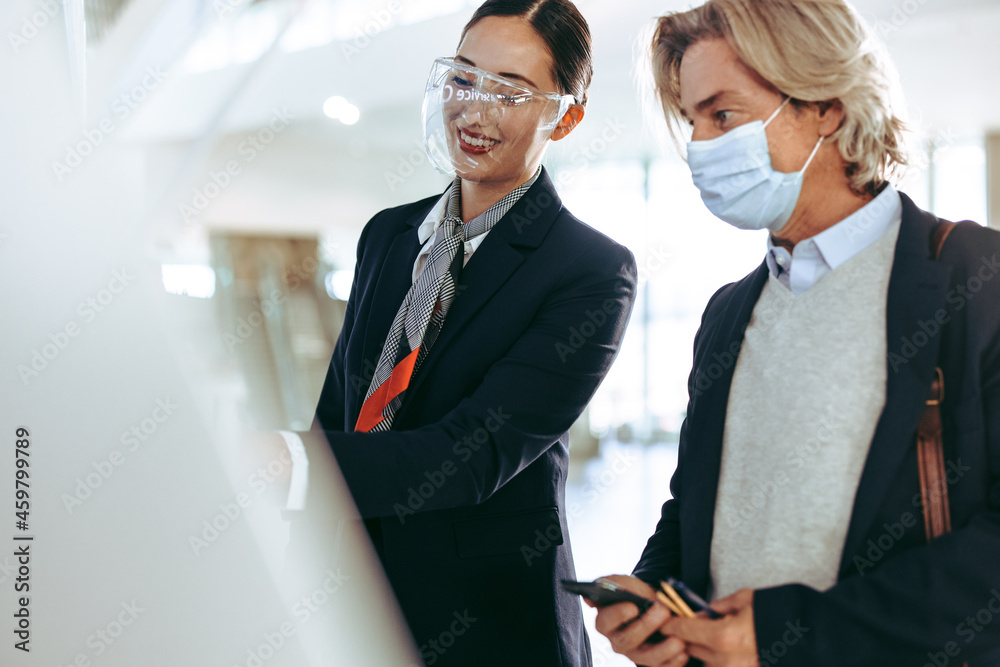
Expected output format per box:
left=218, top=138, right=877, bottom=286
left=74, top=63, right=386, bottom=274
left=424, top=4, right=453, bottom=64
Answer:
left=810, top=183, right=901, bottom=270
left=766, top=183, right=901, bottom=279
left=416, top=166, right=543, bottom=244
left=416, top=189, right=451, bottom=245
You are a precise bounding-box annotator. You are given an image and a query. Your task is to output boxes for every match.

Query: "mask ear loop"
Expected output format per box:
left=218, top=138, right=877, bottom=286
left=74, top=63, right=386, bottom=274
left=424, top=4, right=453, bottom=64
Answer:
left=764, top=96, right=825, bottom=175
left=762, top=96, right=792, bottom=128
left=800, top=135, right=825, bottom=174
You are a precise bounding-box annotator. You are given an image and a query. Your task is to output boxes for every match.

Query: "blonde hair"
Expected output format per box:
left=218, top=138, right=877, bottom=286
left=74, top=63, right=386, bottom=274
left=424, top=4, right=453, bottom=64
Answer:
left=649, top=0, right=907, bottom=195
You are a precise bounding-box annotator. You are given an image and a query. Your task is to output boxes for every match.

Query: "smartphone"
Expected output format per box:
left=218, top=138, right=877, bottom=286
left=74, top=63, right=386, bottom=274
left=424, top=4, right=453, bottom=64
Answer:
left=561, top=579, right=665, bottom=644
left=664, top=577, right=722, bottom=619
left=560, top=579, right=654, bottom=613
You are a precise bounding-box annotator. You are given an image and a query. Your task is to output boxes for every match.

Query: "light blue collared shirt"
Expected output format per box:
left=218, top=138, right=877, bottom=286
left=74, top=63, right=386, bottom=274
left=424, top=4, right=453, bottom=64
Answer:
left=766, top=184, right=902, bottom=295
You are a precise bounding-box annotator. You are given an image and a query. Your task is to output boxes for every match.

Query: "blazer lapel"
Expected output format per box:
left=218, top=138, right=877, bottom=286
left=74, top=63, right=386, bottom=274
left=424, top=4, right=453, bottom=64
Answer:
left=395, top=170, right=561, bottom=407
left=684, top=262, right=768, bottom=593
left=355, top=201, right=435, bottom=417
left=839, top=193, right=955, bottom=568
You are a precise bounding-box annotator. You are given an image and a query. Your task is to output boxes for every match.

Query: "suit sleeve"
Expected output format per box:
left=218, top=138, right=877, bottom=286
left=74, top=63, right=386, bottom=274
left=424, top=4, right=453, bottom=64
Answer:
left=310, top=214, right=376, bottom=434
left=631, top=424, right=685, bottom=586
left=303, top=239, right=637, bottom=519
left=632, top=285, right=729, bottom=586
left=751, top=231, right=1000, bottom=665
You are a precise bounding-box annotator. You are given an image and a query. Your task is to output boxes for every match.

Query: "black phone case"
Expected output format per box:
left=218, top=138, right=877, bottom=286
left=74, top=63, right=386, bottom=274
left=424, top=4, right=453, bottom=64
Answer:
left=559, top=579, right=654, bottom=613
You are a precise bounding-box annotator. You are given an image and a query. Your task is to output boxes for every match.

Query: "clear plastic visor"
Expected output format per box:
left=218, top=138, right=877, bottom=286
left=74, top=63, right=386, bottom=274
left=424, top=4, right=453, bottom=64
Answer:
left=422, top=57, right=575, bottom=179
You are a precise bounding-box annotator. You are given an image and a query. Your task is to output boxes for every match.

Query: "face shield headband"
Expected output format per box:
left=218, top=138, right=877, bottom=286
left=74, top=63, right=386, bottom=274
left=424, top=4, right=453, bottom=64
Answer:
left=422, top=56, right=576, bottom=180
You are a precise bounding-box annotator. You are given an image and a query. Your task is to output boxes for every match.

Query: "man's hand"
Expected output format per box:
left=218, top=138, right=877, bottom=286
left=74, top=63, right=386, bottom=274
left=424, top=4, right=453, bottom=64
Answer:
left=660, top=588, right=757, bottom=667
left=590, top=574, right=689, bottom=667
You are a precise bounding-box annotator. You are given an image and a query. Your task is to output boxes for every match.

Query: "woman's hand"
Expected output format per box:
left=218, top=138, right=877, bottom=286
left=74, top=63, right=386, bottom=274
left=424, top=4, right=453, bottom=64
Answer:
left=589, top=574, right=690, bottom=667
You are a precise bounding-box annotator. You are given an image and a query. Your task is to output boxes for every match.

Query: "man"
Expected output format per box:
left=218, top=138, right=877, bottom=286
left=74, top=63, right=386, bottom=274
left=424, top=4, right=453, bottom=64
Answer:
left=592, top=1, right=1000, bottom=665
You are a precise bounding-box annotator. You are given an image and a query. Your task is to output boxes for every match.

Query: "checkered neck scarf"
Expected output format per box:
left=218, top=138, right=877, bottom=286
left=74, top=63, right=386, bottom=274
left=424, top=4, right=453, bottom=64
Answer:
left=354, top=170, right=539, bottom=432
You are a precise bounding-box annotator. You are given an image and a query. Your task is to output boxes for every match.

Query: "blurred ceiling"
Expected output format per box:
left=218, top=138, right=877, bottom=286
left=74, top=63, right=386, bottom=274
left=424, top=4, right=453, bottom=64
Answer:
left=100, top=0, right=1000, bottom=140
left=76, top=0, right=1000, bottom=236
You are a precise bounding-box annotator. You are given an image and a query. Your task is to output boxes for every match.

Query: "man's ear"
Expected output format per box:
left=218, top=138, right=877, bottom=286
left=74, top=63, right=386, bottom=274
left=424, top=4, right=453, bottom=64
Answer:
left=550, top=105, right=585, bottom=141
left=815, top=99, right=845, bottom=137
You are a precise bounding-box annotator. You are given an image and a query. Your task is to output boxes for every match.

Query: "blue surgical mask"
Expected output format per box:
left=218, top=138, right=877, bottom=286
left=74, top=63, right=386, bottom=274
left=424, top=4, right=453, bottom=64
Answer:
left=686, top=97, right=824, bottom=233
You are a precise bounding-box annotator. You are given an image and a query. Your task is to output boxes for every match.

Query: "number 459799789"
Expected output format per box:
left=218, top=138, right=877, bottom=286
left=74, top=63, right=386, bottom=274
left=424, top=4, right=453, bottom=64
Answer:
left=15, top=427, right=30, bottom=531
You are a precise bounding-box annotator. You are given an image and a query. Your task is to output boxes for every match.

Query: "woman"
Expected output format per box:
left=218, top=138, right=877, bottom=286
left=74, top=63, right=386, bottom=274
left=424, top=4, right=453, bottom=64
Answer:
left=288, top=1, right=637, bottom=665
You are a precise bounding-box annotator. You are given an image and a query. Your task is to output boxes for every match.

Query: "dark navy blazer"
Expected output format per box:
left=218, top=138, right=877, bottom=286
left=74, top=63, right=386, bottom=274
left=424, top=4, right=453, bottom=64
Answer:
left=306, top=168, right=637, bottom=666
left=634, top=194, right=1000, bottom=665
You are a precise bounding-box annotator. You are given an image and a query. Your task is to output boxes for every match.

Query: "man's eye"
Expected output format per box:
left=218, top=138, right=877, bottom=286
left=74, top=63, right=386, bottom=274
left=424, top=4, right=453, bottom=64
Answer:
left=715, top=110, right=734, bottom=124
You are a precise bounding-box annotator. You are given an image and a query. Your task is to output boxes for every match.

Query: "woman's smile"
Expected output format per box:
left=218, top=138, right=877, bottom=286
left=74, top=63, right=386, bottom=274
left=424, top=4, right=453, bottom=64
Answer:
left=457, top=126, right=500, bottom=154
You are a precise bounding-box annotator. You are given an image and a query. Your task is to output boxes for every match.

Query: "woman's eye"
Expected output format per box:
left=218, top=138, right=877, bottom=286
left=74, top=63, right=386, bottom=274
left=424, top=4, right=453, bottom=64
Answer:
left=451, top=75, right=473, bottom=87
left=499, top=93, right=530, bottom=107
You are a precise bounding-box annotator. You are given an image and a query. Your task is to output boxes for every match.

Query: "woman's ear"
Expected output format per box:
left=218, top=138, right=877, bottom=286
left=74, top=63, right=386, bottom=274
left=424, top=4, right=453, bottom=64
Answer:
left=550, top=105, right=585, bottom=141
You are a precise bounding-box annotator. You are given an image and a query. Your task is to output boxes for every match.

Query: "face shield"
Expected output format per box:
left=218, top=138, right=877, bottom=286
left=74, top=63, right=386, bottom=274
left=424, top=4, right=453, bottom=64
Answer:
left=422, top=57, right=576, bottom=181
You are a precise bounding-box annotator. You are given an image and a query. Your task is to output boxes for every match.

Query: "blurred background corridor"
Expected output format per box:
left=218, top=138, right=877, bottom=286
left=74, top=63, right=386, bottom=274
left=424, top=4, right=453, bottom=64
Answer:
left=4, top=0, right=999, bottom=663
